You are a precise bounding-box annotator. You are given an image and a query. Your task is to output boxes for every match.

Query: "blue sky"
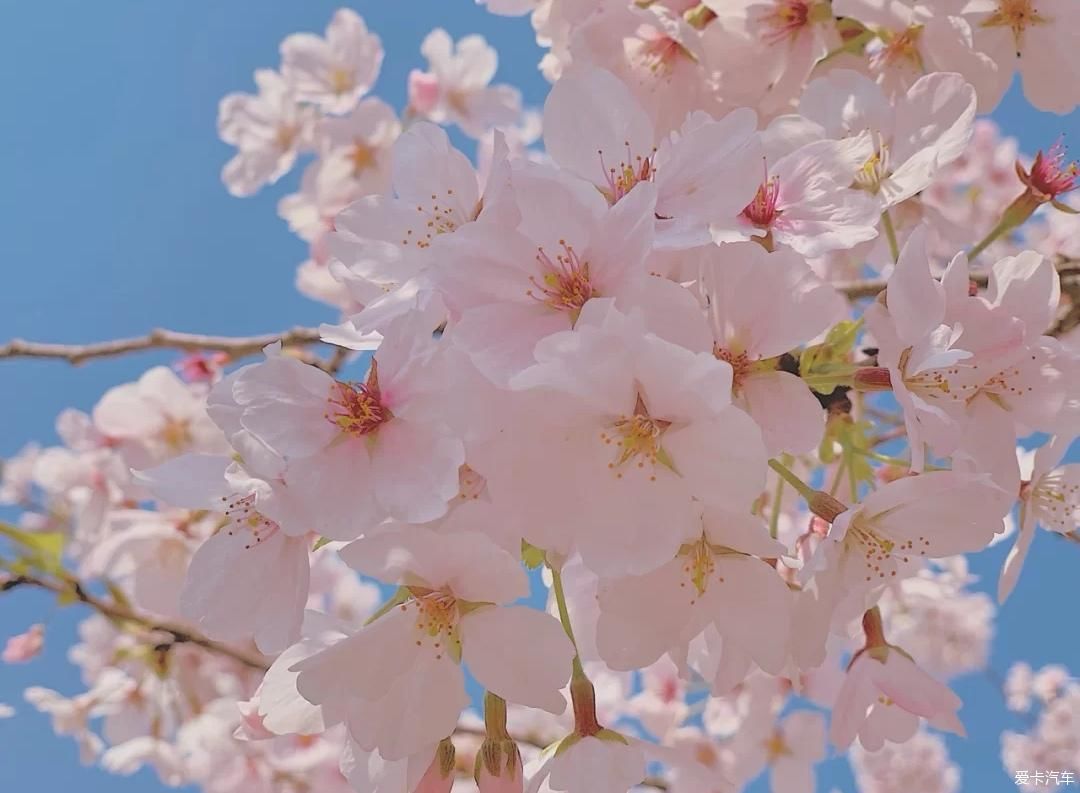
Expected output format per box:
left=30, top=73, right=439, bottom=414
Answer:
left=0, top=2, right=1077, bottom=791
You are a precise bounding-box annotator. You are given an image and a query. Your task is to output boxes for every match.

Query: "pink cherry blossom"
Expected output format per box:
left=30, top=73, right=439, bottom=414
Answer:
left=219, top=69, right=314, bottom=197
left=293, top=528, right=574, bottom=761
left=543, top=65, right=762, bottom=249
left=3, top=623, right=44, bottom=663
left=280, top=9, right=383, bottom=114
left=407, top=29, right=521, bottom=138
left=830, top=649, right=965, bottom=751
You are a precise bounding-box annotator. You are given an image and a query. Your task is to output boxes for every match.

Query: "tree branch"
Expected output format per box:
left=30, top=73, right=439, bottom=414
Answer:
left=1, top=573, right=270, bottom=671
left=0, top=327, right=324, bottom=365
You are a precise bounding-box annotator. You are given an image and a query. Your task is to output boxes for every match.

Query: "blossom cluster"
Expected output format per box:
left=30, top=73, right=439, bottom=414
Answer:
left=2, top=3, right=1080, bottom=793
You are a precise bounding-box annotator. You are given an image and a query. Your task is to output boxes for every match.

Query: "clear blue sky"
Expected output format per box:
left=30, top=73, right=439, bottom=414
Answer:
left=0, top=2, right=1076, bottom=791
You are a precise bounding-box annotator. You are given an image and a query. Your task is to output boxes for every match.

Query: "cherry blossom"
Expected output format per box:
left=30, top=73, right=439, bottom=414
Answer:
left=280, top=9, right=383, bottom=115
left=408, top=29, right=521, bottom=138
left=293, top=528, right=575, bottom=761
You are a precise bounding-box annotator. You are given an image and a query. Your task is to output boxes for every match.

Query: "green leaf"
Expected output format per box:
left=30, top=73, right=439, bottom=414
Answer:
left=0, top=523, right=65, bottom=574
left=312, top=536, right=334, bottom=552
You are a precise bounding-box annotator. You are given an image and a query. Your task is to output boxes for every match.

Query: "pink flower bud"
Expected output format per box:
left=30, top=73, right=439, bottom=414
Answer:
left=2, top=624, right=44, bottom=663
left=408, top=69, right=441, bottom=115
left=477, top=761, right=523, bottom=793
left=415, top=739, right=455, bottom=793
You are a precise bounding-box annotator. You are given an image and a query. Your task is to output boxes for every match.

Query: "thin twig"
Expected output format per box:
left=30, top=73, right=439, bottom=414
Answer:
left=1, top=573, right=269, bottom=671
left=0, top=327, right=323, bottom=364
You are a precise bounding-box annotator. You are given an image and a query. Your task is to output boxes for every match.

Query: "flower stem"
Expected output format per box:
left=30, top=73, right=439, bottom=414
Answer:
left=484, top=692, right=510, bottom=739
left=768, top=471, right=785, bottom=540
left=862, top=606, right=888, bottom=649
left=881, top=210, right=900, bottom=263
left=549, top=563, right=584, bottom=679
left=768, top=459, right=817, bottom=502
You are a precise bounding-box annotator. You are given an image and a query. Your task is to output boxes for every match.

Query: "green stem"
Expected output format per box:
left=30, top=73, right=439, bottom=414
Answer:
left=828, top=458, right=848, bottom=498
left=881, top=210, right=900, bottom=264
left=767, top=459, right=817, bottom=502
left=855, top=447, right=945, bottom=471
left=768, top=473, right=785, bottom=540
left=969, top=192, right=1040, bottom=260
left=549, top=563, right=584, bottom=679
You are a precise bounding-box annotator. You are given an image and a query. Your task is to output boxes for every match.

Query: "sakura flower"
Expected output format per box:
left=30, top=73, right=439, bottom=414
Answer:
left=314, top=97, right=400, bottom=191
left=830, top=645, right=965, bottom=751
left=341, top=738, right=455, bottom=793
left=219, top=69, right=313, bottom=197
left=25, top=670, right=134, bottom=764
left=703, top=0, right=837, bottom=117
left=943, top=250, right=1067, bottom=490
left=715, top=122, right=882, bottom=257
left=850, top=728, right=961, bottom=793
left=734, top=710, right=827, bottom=793
left=569, top=4, right=721, bottom=134
left=960, top=0, right=1080, bottom=114
left=293, top=528, right=575, bottom=761
left=862, top=229, right=974, bottom=470
left=3, top=623, right=44, bottom=663
left=524, top=734, right=648, bottom=793
left=231, top=314, right=465, bottom=529
left=0, top=703, right=13, bottom=719
left=595, top=505, right=793, bottom=675
left=815, top=471, right=1007, bottom=598
left=693, top=242, right=846, bottom=453
left=542, top=65, right=762, bottom=249
left=832, top=0, right=999, bottom=111
left=326, top=122, right=505, bottom=331
left=92, top=366, right=225, bottom=468
left=101, top=736, right=186, bottom=785
left=408, top=29, right=521, bottom=138
left=479, top=300, right=767, bottom=576
left=434, top=164, right=658, bottom=381
left=999, top=434, right=1080, bottom=602
left=799, top=70, right=977, bottom=210
left=136, top=452, right=310, bottom=654
left=280, top=9, right=383, bottom=114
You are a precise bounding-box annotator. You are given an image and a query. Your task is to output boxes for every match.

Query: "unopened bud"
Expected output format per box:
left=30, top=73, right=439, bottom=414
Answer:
left=475, top=737, right=523, bottom=792
left=415, top=738, right=456, bottom=793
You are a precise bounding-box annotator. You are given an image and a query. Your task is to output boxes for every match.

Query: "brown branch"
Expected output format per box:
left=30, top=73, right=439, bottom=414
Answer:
left=0, top=327, right=324, bottom=365
left=1, top=573, right=269, bottom=671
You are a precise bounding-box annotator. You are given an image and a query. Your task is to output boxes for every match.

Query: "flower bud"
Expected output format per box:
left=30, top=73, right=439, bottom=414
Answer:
left=415, top=737, right=456, bottom=793
left=475, top=737, right=523, bottom=793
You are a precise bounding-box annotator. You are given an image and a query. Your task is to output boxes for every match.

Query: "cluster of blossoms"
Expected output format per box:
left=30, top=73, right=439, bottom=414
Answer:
left=3, top=3, right=1080, bottom=793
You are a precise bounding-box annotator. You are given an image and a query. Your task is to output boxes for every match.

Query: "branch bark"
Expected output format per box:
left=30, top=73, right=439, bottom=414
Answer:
left=0, top=327, right=323, bottom=365
left=1, top=573, right=270, bottom=671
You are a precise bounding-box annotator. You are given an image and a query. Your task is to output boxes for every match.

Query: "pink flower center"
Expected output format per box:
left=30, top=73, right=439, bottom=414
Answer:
left=679, top=536, right=718, bottom=599
left=740, top=177, right=782, bottom=230
left=402, top=587, right=462, bottom=661
left=715, top=346, right=755, bottom=391
left=760, top=1, right=811, bottom=44
left=599, top=394, right=674, bottom=481
left=632, top=27, right=686, bottom=76
left=982, top=0, right=1050, bottom=53
left=528, top=241, right=596, bottom=318
left=844, top=519, right=929, bottom=582
left=869, top=26, right=924, bottom=73
left=598, top=142, right=656, bottom=204
left=325, top=362, right=389, bottom=437
left=1028, top=471, right=1080, bottom=533
left=1025, top=142, right=1079, bottom=199
left=221, top=493, right=281, bottom=550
